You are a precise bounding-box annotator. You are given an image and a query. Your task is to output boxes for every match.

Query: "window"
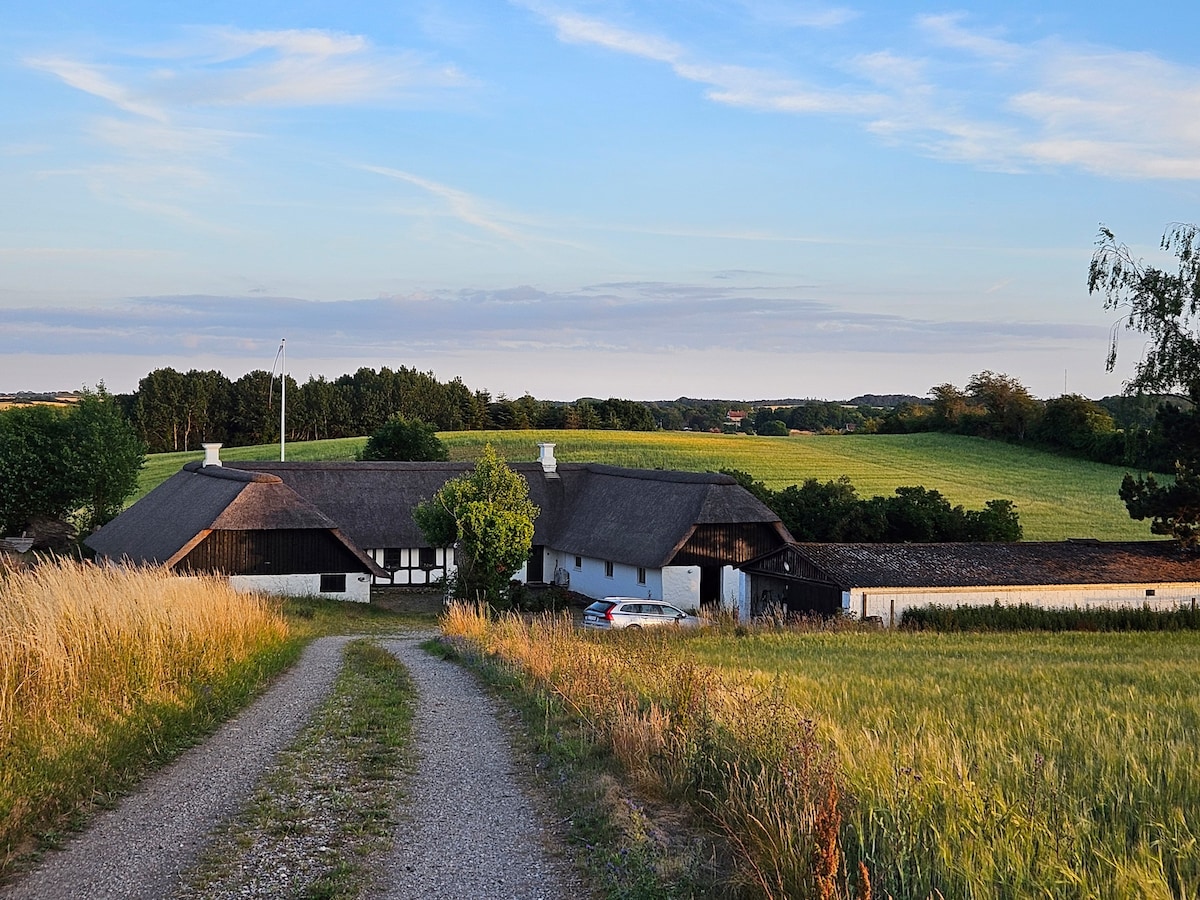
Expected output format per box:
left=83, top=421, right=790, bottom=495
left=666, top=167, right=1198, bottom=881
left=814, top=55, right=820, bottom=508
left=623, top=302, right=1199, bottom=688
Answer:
left=637, top=567, right=646, bottom=585
left=383, top=548, right=402, bottom=570
left=574, top=555, right=582, bottom=569
left=604, top=560, right=614, bottom=578
left=1146, top=588, right=1156, bottom=597
left=320, top=573, right=346, bottom=593
left=419, top=546, right=437, bottom=569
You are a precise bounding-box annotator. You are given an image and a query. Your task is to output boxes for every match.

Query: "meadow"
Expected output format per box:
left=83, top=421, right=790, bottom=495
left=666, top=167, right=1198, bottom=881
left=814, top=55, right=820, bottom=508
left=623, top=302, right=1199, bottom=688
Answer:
left=444, top=606, right=1200, bottom=900
left=0, top=562, right=295, bottom=878
left=136, top=429, right=1155, bottom=541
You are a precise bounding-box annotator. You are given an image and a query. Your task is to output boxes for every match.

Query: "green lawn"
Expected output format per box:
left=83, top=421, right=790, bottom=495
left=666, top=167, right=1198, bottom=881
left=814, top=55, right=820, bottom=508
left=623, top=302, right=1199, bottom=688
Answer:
left=135, top=430, right=1155, bottom=541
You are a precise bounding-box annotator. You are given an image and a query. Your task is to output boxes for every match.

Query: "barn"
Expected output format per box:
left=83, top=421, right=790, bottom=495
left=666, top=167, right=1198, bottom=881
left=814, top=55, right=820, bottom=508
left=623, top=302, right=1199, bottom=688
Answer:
left=738, top=540, right=1200, bottom=624
left=86, top=458, right=384, bottom=602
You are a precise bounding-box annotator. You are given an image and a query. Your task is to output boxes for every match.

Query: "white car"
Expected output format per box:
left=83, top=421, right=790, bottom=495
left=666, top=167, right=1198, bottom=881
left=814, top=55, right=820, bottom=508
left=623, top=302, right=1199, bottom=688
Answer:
left=582, top=597, right=704, bottom=630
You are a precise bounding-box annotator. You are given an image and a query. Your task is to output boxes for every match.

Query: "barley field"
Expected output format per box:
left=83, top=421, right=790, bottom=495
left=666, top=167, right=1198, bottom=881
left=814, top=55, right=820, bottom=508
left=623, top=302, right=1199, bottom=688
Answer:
left=444, top=607, right=1200, bottom=900
left=0, top=562, right=294, bottom=876
left=134, top=430, right=1152, bottom=541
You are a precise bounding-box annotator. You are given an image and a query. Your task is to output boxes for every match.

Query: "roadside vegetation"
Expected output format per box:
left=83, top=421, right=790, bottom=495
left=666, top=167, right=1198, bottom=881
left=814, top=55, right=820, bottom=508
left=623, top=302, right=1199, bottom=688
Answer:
left=443, top=604, right=1200, bottom=900
left=0, top=561, right=294, bottom=879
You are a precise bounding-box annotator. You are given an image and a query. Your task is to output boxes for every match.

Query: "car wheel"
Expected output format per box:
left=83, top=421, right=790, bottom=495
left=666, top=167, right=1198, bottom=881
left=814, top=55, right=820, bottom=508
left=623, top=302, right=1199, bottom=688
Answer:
left=627, top=624, right=641, bottom=630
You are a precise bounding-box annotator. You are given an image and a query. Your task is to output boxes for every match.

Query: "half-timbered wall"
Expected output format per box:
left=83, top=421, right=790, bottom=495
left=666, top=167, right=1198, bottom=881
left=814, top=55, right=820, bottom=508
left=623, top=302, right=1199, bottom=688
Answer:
left=368, top=546, right=453, bottom=586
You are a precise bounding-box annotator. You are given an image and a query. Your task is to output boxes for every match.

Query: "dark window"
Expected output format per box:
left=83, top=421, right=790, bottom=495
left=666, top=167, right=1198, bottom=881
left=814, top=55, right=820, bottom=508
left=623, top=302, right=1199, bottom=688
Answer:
left=637, top=567, right=646, bottom=585
left=574, top=555, right=582, bottom=569
left=1146, top=588, right=1156, bottom=597
left=383, top=548, right=402, bottom=570
left=604, top=560, right=614, bottom=578
left=320, top=573, right=346, bottom=593
left=419, top=547, right=437, bottom=569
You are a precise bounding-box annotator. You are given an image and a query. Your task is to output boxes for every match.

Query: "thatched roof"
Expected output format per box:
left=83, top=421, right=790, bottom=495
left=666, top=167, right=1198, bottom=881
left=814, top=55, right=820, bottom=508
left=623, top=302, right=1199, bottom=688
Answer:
left=221, top=459, right=785, bottom=567
left=86, top=463, right=381, bottom=574
left=743, top=540, right=1200, bottom=590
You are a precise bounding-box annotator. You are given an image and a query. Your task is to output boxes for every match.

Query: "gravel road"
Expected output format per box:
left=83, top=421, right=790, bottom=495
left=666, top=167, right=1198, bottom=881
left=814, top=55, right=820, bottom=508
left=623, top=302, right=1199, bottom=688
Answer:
left=3, top=633, right=588, bottom=900
left=376, top=636, right=588, bottom=899
left=2, top=635, right=353, bottom=900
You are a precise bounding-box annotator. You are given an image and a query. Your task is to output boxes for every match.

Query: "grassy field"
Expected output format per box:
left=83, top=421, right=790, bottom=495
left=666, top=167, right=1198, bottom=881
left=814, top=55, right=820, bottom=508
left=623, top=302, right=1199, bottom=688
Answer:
left=445, top=608, right=1200, bottom=900
left=138, top=430, right=1155, bottom=541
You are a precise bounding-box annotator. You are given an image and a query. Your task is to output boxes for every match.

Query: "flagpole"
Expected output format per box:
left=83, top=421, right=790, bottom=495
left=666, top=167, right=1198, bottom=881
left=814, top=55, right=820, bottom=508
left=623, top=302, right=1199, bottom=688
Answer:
left=280, top=338, right=286, bottom=462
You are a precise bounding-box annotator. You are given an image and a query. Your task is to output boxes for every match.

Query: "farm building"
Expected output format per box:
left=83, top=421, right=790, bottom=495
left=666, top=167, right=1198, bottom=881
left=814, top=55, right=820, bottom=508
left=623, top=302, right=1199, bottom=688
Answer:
left=738, top=540, right=1200, bottom=624
left=85, top=451, right=384, bottom=602
left=89, top=443, right=790, bottom=607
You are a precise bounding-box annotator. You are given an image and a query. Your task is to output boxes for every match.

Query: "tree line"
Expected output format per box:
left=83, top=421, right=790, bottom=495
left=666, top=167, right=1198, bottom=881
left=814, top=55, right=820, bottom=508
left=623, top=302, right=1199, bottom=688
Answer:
left=117, top=366, right=672, bottom=453
left=867, top=370, right=1184, bottom=473
left=722, top=470, right=1022, bottom=543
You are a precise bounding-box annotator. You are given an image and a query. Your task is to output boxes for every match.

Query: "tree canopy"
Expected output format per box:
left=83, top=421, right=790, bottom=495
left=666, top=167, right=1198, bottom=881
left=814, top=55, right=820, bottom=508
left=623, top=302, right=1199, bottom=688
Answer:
left=1089, top=223, right=1200, bottom=398
left=359, top=416, right=448, bottom=461
left=1089, top=223, right=1200, bottom=546
left=721, top=470, right=1021, bottom=543
left=0, top=387, right=145, bottom=540
left=413, top=445, right=539, bottom=602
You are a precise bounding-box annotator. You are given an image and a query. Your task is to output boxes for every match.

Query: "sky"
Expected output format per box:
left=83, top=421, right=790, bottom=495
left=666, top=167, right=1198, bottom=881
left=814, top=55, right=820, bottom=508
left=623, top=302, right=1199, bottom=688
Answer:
left=2, top=1, right=1198, bottom=402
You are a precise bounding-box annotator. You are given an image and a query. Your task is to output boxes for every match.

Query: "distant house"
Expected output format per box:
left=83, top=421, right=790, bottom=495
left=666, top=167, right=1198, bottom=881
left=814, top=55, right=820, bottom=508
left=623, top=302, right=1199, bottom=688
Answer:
left=89, top=443, right=791, bottom=607
left=738, top=540, right=1200, bottom=624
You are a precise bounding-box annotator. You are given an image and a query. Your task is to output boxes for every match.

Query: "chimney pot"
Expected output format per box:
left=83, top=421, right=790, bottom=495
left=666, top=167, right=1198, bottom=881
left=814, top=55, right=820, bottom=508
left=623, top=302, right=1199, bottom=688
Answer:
left=202, top=443, right=223, bottom=467
left=537, top=442, right=557, bottom=474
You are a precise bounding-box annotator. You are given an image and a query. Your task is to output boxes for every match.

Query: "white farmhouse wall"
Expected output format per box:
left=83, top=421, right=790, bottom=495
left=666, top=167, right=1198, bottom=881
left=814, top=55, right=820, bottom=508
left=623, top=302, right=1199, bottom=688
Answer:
left=846, top=582, right=1200, bottom=626
left=720, top=565, right=742, bottom=612
left=662, top=566, right=700, bottom=610
left=228, top=573, right=371, bottom=603
left=549, top=552, right=660, bottom=601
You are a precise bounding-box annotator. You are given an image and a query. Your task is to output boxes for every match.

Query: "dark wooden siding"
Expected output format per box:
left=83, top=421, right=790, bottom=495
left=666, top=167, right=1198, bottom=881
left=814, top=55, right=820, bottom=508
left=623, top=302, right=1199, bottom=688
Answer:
left=178, top=529, right=367, bottom=575
left=670, top=523, right=787, bottom=567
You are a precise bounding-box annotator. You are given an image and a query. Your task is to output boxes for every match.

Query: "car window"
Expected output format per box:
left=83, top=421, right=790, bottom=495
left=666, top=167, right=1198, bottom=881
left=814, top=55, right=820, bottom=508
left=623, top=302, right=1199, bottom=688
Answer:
left=663, top=605, right=684, bottom=617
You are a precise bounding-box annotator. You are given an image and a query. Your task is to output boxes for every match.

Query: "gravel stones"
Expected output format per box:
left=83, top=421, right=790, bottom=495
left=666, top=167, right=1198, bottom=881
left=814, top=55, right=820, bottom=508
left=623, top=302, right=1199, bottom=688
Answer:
left=376, top=636, right=589, bottom=900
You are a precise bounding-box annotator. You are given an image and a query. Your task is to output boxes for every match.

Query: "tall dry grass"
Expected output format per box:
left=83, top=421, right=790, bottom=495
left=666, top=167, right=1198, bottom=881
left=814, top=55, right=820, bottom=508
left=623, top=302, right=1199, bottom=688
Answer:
left=444, top=604, right=1200, bottom=900
left=442, top=603, right=856, bottom=899
left=0, top=561, right=290, bottom=873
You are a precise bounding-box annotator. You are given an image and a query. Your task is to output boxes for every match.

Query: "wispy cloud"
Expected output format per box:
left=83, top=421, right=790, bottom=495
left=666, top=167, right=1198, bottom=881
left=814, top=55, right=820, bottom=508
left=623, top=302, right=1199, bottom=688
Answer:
left=27, top=27, right=470, bottom=114
left=526, top=5, right=1200, bottom=180
left=0, top=286, right=1106, bottom=361
left=359, top=165, right=524, bottom=241
left=523, top=4, right=881, bottom=116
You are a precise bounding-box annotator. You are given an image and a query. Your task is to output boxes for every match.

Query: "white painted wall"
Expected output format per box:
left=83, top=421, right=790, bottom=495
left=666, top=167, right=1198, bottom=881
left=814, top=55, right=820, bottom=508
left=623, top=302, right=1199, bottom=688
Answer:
left=229, top=573, right=371, bottom=603
left=662, top=565, right=700, bottom=611
left=846, top=582, right=1200, bottom=626
left=550, top=552, right=660, bottom=602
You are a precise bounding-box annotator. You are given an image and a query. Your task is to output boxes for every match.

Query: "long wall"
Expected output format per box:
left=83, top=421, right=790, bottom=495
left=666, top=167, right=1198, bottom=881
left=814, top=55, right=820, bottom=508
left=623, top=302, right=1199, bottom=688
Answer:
left=847, top=582, right=1200, bottom=626
left=229, top=572, right=371, bottom=603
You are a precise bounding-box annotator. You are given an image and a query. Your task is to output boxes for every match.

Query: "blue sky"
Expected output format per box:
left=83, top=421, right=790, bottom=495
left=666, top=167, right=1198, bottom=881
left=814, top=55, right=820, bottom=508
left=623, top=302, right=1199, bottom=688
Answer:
left=2, top=1, right=1198, bottom=401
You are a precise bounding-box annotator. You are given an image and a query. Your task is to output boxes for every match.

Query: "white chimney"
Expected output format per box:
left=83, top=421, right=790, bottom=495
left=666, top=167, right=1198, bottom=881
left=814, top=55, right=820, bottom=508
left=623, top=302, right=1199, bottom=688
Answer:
left=202, top=443, right=223, bottom=467
left=537, top=442, right=557, bottom=474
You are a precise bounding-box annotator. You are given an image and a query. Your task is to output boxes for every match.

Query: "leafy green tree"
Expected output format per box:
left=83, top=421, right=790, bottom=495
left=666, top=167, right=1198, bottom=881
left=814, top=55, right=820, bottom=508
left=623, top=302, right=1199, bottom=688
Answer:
left=68, top=386, right=147, bottom=532
left=0, top=404, right=76, bottom=534
left=1089, top=223, right=1200, bottom=397
left=1089, top=223, right=1200, bottom=544
left=359, top=416, right=448, bottom=461
left=966, top=371, right=1039, bottom=441
left=0, top=388, right=144, bottom=537
left=413, top=445, right=539, bottom=603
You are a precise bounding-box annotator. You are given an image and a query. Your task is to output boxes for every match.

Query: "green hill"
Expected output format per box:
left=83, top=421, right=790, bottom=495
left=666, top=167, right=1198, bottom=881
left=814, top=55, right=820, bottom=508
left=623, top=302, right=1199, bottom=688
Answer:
left=135, top=430, right=1156, bottom=542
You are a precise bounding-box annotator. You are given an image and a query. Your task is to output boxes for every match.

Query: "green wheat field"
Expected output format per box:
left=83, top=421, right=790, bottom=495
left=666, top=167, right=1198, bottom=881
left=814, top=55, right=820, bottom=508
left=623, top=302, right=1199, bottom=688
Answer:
left=136, top=430, right=1156, bottom=541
